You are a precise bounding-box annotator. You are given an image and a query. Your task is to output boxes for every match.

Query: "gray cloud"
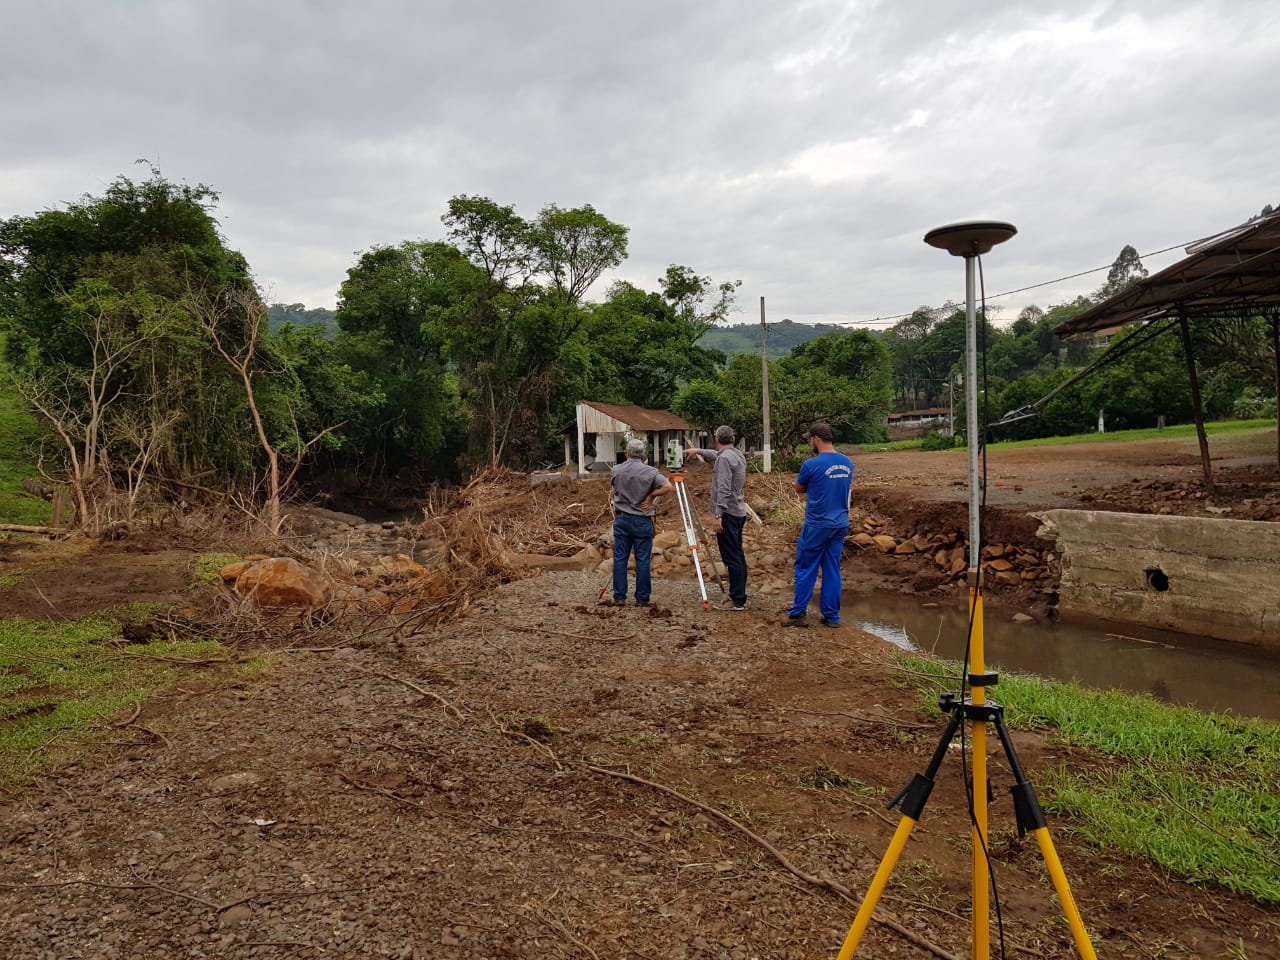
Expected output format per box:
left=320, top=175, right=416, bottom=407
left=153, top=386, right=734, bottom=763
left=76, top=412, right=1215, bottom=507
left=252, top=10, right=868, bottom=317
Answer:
left=3, top=0, right=1276, bottom=323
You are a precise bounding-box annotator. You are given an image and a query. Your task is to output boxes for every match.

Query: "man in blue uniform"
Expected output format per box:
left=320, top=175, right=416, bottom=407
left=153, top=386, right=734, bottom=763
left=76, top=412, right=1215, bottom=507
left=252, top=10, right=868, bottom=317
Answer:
left=785, top=422, right=853, bottom=628
left=609, top=438, right=674, bottom=607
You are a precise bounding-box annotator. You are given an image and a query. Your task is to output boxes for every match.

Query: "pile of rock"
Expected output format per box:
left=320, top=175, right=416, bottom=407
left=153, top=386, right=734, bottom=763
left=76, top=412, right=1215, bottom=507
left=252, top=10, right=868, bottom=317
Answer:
left=849, top=516, right=1054, bottom=590
left=218, top=553, right=438, bottom=612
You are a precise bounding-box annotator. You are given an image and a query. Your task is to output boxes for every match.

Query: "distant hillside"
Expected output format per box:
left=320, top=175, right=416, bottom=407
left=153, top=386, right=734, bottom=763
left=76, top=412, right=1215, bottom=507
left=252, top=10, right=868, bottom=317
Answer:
left=701, top=318, right=854, bottom=358
left=267, top=303, right=338, bottom=336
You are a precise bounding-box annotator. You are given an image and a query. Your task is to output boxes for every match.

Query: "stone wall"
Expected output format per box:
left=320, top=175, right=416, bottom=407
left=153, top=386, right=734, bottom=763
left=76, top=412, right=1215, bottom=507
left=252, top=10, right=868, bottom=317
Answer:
left=1035, top=509, right=1280, bottom=650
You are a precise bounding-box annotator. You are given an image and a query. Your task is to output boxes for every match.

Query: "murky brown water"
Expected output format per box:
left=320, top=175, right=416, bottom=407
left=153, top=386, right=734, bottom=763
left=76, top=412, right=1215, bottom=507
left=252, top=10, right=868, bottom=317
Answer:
left=845, top=594, right=1280, bottom=722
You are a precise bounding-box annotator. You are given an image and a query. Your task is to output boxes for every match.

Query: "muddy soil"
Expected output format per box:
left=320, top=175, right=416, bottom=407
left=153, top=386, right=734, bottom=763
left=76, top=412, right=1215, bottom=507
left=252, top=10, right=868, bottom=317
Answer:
left=0, top=428, right=1278, bottom=959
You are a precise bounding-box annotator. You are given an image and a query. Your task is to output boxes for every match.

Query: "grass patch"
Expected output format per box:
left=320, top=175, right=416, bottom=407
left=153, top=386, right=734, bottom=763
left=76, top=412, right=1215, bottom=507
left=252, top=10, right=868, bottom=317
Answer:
left=855, top=419, right=1275, bottom=455
left=898, top=654, right=1280, bottom=902
left=796, top=760, right=879, bottom=796
left=0, top=377, right=53, bottom=526
left=195, top=552, right=241, bottom=584
left=854, top=438, right=925, bottom=453
left=0, top=614, right=231, bottom=789
left=498, top=711, right=556, bottom=743
left=989, top=418, right=1275, bottom=450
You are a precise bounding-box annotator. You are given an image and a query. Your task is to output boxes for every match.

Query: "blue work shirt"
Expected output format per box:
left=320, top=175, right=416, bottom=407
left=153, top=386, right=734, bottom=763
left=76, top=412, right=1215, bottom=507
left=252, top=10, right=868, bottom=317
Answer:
left=796, top=451, right=854, bottom=527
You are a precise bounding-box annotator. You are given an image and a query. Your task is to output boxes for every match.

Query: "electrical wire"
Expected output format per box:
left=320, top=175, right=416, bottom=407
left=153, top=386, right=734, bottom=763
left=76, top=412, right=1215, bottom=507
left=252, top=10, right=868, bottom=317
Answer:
left=817, top=236, right=1203, bottom=328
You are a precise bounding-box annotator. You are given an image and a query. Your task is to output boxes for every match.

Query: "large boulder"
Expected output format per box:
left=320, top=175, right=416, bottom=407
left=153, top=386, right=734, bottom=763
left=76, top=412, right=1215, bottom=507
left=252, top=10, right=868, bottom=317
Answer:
left=222, top=557, right=331, bottom=607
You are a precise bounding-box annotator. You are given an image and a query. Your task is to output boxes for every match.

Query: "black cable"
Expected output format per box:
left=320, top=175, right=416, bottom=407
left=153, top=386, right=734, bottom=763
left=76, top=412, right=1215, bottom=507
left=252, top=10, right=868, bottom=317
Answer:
left=834, top=236, right=1202, bottom=327
left=976, top=253, right=1008, bottom=958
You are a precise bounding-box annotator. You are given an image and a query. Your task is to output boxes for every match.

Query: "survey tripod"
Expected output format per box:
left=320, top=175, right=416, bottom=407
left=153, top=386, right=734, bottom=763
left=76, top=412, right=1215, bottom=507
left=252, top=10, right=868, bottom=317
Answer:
left=838, top=221, right=1097, bottom=960
left=834, top=574, right=1097, bottom=959
left=666, top=441, right=713, bottom=611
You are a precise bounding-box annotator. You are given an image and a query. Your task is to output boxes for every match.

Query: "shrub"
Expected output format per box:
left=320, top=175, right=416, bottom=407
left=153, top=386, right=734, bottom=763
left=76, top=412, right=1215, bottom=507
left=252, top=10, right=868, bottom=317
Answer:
left=920, top=431, right=956, bottom=451
left=1232, top=388, right=1277, bottom=420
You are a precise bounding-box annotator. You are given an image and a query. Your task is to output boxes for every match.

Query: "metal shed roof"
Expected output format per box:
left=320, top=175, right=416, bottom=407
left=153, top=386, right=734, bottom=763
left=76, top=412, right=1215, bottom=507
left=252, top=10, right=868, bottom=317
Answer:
left=575, top=401, right=692, bottom=433
left=1056, top=209, right=1280, bottom=336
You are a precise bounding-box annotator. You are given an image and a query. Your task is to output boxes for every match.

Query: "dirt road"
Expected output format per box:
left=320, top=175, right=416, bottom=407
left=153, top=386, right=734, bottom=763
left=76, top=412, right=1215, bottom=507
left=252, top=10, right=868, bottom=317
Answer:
left=0, top=429, right=1277, bottom=958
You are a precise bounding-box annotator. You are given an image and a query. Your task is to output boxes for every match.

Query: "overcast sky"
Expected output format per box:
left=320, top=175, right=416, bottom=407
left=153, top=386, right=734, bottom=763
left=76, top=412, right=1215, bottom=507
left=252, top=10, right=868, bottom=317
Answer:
left=4, top=0, right=1277, bottom=327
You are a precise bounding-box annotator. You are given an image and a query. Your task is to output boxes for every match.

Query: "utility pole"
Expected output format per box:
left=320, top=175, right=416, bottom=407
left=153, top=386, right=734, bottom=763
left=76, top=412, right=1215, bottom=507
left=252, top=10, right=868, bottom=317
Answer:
left=760, top=296, right=772, bottom=473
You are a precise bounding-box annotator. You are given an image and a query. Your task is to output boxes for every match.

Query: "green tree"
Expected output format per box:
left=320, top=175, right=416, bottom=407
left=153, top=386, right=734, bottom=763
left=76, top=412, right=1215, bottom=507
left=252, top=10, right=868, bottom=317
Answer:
left=1096, top=244, right=1148, bottom=300
left=582, top=281, right=724, bottom=410
left=883, top=306, right=943, bottom=407
left=780, top=329, right=894, bottom=443
left=660, top=265, right=741, bottom=336
left=335, top=241, right=470, bottom=470
left=532, top=204, right=629, bottom=305
left=0, top=169, right=272, bottom=525
left=671, top=379, right=727, bottom=436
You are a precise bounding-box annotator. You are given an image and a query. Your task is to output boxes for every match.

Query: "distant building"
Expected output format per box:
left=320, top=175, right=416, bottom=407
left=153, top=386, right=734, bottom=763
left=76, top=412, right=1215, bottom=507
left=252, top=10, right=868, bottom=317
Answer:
left=568, top=402, right=697, bottom=476
left=887, top=407, right=950, bottom=440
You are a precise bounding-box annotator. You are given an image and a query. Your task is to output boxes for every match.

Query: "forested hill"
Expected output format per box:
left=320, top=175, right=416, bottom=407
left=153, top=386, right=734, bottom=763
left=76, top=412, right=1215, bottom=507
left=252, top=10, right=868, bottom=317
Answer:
left=267, top=303, right=338, bottom=335
left=701, top=318, right=855, bottom=358
left=263, top=305, right=848, bottom=354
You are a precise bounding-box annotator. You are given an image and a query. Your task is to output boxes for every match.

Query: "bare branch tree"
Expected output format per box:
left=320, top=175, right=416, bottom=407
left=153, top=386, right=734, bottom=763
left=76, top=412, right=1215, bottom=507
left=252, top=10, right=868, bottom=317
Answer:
left=194, top=286, right=344, bottom=535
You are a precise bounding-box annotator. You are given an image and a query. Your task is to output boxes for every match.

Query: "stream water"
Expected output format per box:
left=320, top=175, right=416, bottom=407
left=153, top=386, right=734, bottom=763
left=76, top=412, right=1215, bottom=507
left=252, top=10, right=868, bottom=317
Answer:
left=844, top=594, right=1279, bottom=722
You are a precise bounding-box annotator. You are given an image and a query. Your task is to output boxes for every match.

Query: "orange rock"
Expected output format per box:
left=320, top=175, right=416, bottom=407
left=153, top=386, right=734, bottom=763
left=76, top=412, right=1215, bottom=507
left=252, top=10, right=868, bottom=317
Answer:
left=232, top=557, right=330, bottom=607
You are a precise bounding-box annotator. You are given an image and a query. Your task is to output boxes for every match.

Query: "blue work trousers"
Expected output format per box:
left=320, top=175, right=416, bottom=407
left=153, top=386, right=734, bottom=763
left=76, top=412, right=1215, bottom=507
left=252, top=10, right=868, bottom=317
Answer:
left=789, top=522, right=848, bottom=623
left=716, top=513, right=748, bottom=607
left=613, top=512, right=655, bottom=604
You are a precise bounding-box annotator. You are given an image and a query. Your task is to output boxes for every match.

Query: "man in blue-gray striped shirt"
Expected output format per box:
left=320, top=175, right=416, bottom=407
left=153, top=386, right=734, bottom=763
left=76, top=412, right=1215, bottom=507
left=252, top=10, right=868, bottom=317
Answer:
left=685, top=425, right=749, bottom=611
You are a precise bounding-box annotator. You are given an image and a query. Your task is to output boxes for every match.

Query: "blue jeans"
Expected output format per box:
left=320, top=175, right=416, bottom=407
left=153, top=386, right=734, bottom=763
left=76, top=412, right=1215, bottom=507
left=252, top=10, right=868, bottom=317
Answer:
left=789, top=522, right=848, bottom=623
left=613, top=513, right=655, bottom=604
left=716, top=513, right=748, bottom=606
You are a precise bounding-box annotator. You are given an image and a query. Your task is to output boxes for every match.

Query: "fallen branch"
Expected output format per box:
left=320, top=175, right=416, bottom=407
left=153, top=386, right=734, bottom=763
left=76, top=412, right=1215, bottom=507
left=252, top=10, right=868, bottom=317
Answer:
left=476, top=700, right=958, bottom=958
left=527, top=908, right=600, bottom=960
left=575, top=762, right=960, bottom=960
left=0, top=524, right=54, bottom=534
left=365, top=670, right=466, bottom=720
left=337, top=771, right=424, bottom=807
left=0, top=876, right=218, bottom=911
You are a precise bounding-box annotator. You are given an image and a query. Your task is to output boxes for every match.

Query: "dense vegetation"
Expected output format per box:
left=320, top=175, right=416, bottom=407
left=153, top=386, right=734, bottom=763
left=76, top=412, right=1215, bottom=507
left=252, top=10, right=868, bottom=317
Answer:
left=1, top=171, right=1275, bottom=528
left=881, top=244, right=1278, bottom=441
left=700, top=317, right=848, bottom=358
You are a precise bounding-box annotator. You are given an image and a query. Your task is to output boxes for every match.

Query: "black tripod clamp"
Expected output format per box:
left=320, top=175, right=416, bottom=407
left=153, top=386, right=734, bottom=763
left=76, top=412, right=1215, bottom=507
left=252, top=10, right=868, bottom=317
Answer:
left=886, top=688, right=1049, bottom=836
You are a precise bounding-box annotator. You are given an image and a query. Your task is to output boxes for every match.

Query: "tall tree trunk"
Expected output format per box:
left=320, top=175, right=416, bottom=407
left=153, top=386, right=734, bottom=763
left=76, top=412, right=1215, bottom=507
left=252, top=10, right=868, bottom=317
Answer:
left=1177, top=314, right=1214, bottom=495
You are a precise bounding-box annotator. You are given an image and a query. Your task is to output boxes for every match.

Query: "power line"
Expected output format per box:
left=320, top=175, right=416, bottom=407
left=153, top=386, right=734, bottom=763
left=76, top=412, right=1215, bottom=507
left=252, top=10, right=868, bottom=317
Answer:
left=829, top=237, right=1199, bottom=329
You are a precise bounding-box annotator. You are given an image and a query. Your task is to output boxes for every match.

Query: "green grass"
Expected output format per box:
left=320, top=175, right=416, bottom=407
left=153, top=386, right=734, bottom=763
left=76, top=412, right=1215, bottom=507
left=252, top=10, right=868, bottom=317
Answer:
left=0, top=378, right=53, bottom=526
left=195, top=552, right=241, bottom=584
left=899, top=654, right=1280, bottom=902
left=989, top=417, right=1275, bottom=449
left=855, top=438, right=927, bottom=452
left=0, top=614, right=232, bottom=789
left=855, top=418, right=1276, bottom=455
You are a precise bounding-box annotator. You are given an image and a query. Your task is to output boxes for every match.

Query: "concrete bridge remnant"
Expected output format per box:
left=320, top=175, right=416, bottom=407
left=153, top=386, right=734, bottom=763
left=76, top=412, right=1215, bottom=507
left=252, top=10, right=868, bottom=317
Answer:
left=1036, top=509, right=1280, bottom=651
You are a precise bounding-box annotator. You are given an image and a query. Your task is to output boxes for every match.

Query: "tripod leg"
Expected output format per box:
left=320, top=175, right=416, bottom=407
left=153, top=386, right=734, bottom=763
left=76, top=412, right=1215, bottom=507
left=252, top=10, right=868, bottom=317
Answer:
left=837, top=711, right=963, bottom=958
left=992, top=714, right=1098, bottom=960
left=836, top=818, right=916, bottom=959
left=673, top=477, right=711, bottom=610
left=690, top=508, right=727, bottom=593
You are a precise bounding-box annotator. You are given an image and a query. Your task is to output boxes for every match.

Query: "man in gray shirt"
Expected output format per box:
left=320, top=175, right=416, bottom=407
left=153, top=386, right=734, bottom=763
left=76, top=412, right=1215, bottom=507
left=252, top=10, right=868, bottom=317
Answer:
left=684, top=425, right=749, bottom=611
left=609, top=438, right=674, bottom=606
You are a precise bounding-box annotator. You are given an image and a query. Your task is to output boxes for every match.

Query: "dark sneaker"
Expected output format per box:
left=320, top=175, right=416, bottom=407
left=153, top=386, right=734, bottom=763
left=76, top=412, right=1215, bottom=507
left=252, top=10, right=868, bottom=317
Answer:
left=820, top=616, right=840, bottom=628
left=634, top=601, right=650, bottom=607
left=600, top=598, right=624, bottom=607
left=782, top=612, right=809, bottom=627
left=719, top=598, right=746, bottom=612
